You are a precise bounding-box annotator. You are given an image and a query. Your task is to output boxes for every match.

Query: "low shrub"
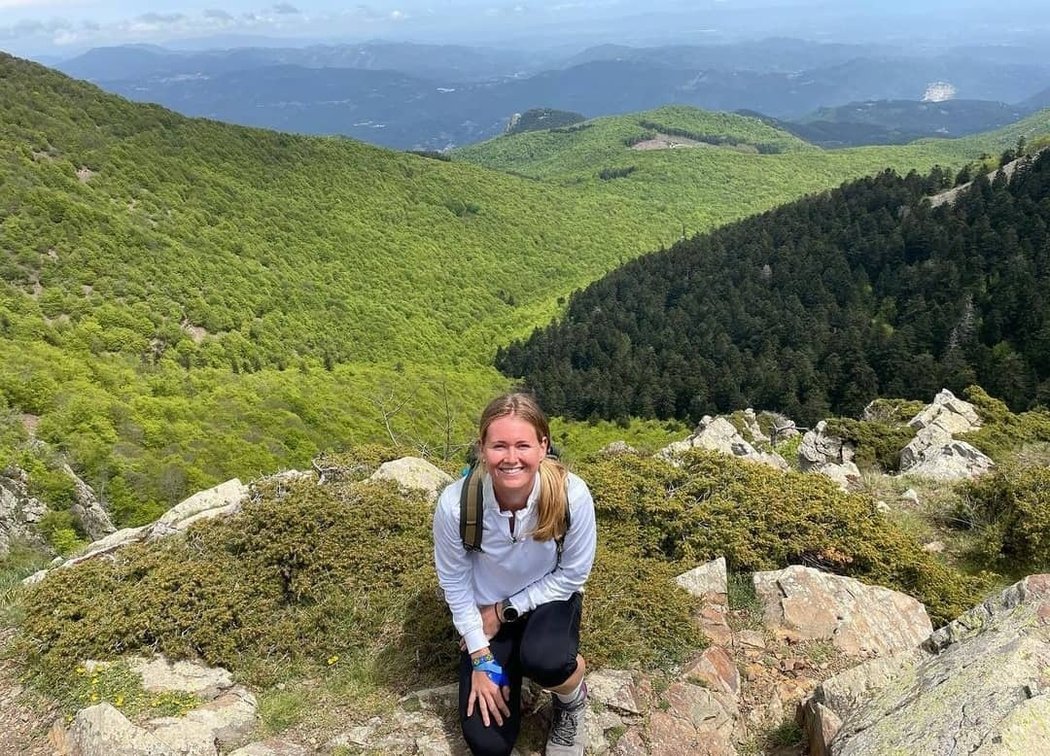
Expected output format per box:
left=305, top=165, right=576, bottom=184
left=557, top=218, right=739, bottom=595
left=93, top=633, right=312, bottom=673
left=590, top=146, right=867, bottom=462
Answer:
left=823, top=417, right=914, bottom=471
left=577, top=450, right=986, bottom=624
left=957, top=466, right=1050, bottom=575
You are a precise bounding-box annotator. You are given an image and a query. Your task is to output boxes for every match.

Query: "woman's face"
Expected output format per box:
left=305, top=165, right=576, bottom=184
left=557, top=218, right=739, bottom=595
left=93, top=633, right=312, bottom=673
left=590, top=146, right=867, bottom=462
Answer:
left=481, top=414, right=548, bottom=503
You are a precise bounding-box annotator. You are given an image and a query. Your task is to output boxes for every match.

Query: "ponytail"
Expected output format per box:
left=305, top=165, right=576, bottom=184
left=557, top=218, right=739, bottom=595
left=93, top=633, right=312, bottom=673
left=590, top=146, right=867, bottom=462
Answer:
left=533, top=457, right=569, bottom=542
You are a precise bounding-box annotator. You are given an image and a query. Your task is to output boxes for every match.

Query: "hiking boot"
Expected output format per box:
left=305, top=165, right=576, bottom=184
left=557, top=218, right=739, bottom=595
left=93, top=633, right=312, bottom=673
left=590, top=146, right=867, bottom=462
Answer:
left=546, top=682, right=587, bottom=756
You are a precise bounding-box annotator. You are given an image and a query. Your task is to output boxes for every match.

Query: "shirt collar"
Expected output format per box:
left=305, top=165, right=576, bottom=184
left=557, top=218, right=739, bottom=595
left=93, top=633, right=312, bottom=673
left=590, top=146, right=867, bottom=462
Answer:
left=483, top=471, right=541, bottom=515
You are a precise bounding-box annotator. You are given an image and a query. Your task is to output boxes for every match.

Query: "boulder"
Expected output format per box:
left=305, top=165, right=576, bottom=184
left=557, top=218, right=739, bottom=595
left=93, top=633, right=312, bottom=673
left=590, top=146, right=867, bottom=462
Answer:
left=147, top=478, right=248, bottom=540
left=129, top=656, right=235, bottom=700
left=148, top=687, right=257, bottom=754
left=798, top=421, right=861, bottom=491
left=741, top=408, right=769, bottom=444
left=753, top=565, right=932, bottom=656
left=802, top=574, right=1050, bottom=755
left=587, top=669, right=651, bottom=715
left=367, top=457, right=454, bottom=498
left=65, top=703, right=174, bottom=755
left=675, top=557, right=728, bottom=600
left=659, top=416, right=788, bottom=470
left=646, top=681, right=738, bottom=755
left=900, top=437, right=995, bottom=480
left=906, top=388, right=981, bottom=435
left=898, top=389, right=994, bottom=480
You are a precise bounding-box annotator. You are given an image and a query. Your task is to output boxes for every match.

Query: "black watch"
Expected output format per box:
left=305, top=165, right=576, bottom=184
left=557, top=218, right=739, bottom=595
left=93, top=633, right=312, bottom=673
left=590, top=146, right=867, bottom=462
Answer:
left=498, top=599, right=520, bottom=623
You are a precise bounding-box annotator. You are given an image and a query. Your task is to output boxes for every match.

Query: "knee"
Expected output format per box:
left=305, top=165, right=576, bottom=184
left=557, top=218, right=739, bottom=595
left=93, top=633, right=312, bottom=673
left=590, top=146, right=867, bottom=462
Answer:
left=461, top=719, right=516, bottom=756
left=519, top=643, right=579, bottom=689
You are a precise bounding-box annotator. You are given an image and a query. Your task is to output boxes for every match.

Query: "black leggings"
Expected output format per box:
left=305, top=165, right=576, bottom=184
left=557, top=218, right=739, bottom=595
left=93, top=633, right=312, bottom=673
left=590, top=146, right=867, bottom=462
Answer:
left=459, top=592, right=583, bottom=756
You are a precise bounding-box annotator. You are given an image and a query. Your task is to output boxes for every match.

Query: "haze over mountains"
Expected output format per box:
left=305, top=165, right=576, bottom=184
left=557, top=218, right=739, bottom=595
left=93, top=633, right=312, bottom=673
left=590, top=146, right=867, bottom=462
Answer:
left=39, top=38, right=1050, bottom=151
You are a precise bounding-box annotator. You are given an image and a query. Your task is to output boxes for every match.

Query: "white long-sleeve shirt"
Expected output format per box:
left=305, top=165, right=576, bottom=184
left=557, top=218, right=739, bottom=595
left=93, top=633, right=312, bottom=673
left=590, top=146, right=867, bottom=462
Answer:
left=432, top=470, right=597, bottom=653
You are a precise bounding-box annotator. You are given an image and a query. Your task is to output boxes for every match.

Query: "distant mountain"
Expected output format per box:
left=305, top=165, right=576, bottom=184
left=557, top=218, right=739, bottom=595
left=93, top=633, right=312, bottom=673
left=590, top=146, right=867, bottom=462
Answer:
left=59, top=41, right=1050, bottom=149
left=57, top=42, right=544, bottom=85
left=778, top=99, right=1036, bottom=147
left=1022, top=87, right=1050, bottom=111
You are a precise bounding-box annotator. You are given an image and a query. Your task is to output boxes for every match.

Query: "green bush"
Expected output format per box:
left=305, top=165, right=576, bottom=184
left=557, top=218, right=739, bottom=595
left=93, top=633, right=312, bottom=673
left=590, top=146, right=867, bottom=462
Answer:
left=962, top=386, right=1050, bottom=462
left=958, top=466, right=1050, bottom=574
left=822, top=418, right=915, bottom=472
left=15, top=450, right=705, bottom=697
left=577, top=450, right=985, bottom=624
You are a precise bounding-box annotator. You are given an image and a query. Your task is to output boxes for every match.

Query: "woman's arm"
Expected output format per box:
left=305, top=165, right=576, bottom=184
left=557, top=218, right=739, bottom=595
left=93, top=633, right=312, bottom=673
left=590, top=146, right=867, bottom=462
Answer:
left=433, top=484, right=490, bottom=653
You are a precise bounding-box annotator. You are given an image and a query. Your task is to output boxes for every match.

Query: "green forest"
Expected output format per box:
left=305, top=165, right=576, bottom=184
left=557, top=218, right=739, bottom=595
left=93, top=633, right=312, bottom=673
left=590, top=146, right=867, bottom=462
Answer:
left=2, top=50, right=1050, bottom=533
left=497, top=152, right=1050, bottom=425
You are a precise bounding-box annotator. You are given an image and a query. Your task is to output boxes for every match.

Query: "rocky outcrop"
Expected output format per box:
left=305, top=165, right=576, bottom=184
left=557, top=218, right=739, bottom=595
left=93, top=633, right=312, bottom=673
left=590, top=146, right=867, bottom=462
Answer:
left=0, top=468, right=48, bottom=556
left=797, top=421, right=861, bottom=490
left=24, top=478, right=248, bottom=584
left=366, top=456, right=454, bottom=497
left=61, top=463, right=116, bottom=541
left=659, top=416, right=788, bottom=470
left=801, top=574, right=1050, bottom=755
left=899, top=389, right=994, bottom=480
left=58, top=657, right=256, bottom=756
left=753, top=565, right=932, bottom=656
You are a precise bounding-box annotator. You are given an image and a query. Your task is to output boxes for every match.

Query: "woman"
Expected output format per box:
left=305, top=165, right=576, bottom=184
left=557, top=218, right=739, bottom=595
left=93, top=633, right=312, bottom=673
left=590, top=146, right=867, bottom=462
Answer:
left=433, top=392, right=597, bottom=756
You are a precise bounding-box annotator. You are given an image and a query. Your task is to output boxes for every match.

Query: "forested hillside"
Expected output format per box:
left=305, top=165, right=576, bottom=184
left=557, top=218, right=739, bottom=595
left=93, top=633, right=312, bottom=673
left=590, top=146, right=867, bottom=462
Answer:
left=497, top=151, right=1050, bottom=424
left=1, top=51, right=1048, bottom=535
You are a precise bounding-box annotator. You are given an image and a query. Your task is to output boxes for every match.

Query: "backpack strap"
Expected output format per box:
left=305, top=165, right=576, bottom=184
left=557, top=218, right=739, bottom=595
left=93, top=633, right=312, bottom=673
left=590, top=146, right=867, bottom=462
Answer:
left=554, top=488, right=572, bottom=568
left=460, top=467, right=485, bottom=552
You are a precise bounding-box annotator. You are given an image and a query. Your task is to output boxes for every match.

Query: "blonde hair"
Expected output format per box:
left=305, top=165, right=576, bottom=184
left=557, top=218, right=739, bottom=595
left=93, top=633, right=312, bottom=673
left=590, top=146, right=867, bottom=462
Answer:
left=478, top=392, right=569, bottom=542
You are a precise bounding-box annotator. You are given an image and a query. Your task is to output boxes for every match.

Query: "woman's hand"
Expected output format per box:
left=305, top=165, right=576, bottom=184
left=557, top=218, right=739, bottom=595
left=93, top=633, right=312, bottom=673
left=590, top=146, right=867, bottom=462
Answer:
left=480, top=602, right=502, bottom=639
left=467, top=667, right=511, bottom=727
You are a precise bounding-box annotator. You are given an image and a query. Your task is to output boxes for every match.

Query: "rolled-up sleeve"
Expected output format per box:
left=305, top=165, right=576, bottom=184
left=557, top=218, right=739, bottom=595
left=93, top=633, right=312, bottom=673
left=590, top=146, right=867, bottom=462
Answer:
left=509, top=474, right=597, bottom=614
left=433, top=483, right=488, bottom=653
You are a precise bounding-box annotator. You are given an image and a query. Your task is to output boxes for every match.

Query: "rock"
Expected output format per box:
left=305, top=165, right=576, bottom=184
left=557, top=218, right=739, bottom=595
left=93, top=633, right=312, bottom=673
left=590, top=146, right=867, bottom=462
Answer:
left=900, top=437, right=995, bottom=480
left=675, top=556, right=728, bottom=600
left=802, top=574, right=1050, bottom=755
left=650, top=681, right=738, bottom=755
left=228, top=740, right=310, bottom=756
left=906, top=388, right=981, bottom=434
left=66, top=703, right=174, bottom=755
left=0, top=468, right=49, bottom=557
left=798, top=421, right=861, bottom=491
left=899, top=389, right=994, bottom=480
left=147, top=478, right=248, bottom=540
left=753, top=565, right=932, bottom=657
left=658, top=416, right=788, bottom=470
left=899, top=488, right=920, bottom=506
left=328, top=711, right=451, bottom=754
left=367, top=457, right=454, bottom=498
left=587, top=708, right=626, bottom=755
left=399, top=682, right=458, bottom=712
left=56, top=526, right=149, bottom=570
left=874, top=501, right=890, bottom=514
left=61, top=463, right=116, bottom=540
left=600, top=440, right=638, bottom=456
left=922, top=540, right=945, bottom=553
left=149, top=687, right=257, bottom=753
left=129, top=656, right=234, bottom=700
left=587, top=669, right=649, bottom=715
left=682, top=647, right=740, bottom=696
left=742, top=408, right=769, bottom=444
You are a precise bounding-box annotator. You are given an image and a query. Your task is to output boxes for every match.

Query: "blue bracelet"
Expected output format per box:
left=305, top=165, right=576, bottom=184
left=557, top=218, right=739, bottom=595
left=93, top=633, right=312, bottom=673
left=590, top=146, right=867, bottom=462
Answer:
left=474, top=659, right=509, bottom=687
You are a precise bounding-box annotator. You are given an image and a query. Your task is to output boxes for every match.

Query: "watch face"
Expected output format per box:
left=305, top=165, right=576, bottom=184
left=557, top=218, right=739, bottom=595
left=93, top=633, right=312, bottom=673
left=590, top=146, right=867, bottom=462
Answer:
left=502, top=603, right=518, bottom=622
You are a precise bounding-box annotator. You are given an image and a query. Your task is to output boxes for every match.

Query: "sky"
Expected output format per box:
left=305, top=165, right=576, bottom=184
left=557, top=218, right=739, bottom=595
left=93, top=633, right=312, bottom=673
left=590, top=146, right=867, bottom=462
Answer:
left=3, top=1, right=1050, bottom=60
